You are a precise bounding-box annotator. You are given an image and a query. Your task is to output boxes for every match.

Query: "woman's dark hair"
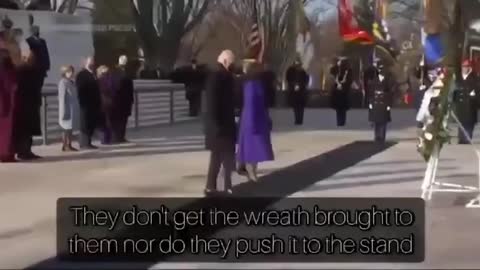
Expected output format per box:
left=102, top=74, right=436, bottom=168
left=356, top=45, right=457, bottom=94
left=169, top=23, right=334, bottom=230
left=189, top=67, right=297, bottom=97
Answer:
left=0, top=49, right=14, bottom=71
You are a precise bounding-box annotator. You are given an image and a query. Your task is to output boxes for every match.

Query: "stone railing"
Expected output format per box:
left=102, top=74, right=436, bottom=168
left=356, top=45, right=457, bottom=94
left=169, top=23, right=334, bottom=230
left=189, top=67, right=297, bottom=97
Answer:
left=39, top=80, right=192, bottom=145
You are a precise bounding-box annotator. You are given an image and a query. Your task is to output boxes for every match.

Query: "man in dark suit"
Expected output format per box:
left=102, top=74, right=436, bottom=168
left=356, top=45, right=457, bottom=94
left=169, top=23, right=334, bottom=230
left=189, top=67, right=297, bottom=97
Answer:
left=454, top=59, right=479, bottom=144
left=204, top=50, right=236, bottom=195
left=170, top=59, right=206, bottom=117
left=114, top=55, right=134, bottom=143
left=76, top=56, right=102, bottom=150
left=26, top=25, right=50, bottom=95
left=286, top=59, right=309, bottom=125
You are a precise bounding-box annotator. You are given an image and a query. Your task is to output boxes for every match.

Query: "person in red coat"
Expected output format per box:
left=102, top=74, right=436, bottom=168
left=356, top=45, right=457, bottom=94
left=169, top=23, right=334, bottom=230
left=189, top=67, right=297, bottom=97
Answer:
left=0, top=49, right=18, bottom=162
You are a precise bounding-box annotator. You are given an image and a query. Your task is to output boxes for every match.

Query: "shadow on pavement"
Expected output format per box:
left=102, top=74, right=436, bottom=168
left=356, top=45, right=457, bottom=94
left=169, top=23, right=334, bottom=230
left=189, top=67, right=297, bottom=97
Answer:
left=26, top=141, right=396, bottom=270
left=307, top=173, right=476, bottom=192
left=34, top=137, right=205, bottom=163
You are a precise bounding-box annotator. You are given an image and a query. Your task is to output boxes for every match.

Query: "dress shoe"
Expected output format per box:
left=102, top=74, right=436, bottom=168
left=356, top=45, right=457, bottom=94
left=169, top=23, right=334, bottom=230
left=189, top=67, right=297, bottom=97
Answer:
left=17, top=153, right=42, bottom=161
left=81, top=145, right=98, bottom=150
left=204, top=188, right=216, bottom=197
left=65, top=146, right=79, bottom=152
left=0, top=157, right=17, bottom=163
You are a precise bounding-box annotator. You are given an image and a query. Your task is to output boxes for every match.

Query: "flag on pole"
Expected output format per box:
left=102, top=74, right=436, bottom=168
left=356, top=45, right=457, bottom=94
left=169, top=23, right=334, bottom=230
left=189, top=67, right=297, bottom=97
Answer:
left=245, top=0, right=264, bottom=62
left=338, top=0, right=374, bottom=44
left=424, top=0, right=449, bottom=35
left=295, top=0, right=311, bottom=42
left=372, top=0, right=398, bottom=61
left=423, top=0, right=448, bottom=65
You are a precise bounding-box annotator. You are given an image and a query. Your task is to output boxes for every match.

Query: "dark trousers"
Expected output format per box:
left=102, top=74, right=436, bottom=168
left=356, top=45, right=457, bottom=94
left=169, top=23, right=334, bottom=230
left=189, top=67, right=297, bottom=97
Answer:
left=458, top=122, right=475, bottom=144
left=188, top=97, right=201, bottom=117
left=79, top=115, right=95, bottom=148
left=118, top=117, right=128, bottom=141
left=103, top=116, right=128, bottom=144
left=336, top=109, right=347, bottom=126
left=293, top=106, right=304, bottom=125
left=374, top=123, right=387, bottom=142
left=206, top=138, right=235, bottom=191
left=15, top=136, right=33, bottom=155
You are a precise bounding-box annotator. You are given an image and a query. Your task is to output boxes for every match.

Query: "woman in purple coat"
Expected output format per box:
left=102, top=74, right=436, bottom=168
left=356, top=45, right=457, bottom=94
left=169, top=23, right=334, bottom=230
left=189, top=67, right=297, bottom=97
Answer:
left=236, top=60, right=274, bottom=181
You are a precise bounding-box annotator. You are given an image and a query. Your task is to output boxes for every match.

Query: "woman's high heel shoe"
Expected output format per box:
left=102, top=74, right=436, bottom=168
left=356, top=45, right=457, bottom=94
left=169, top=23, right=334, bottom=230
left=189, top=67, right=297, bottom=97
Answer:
left=204, top=188, right=215, bottom=197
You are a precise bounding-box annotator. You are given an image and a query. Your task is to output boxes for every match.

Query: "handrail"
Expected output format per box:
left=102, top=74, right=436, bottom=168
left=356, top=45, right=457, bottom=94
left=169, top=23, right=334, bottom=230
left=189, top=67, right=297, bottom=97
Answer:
left=39, top=80, right=188, bottom=145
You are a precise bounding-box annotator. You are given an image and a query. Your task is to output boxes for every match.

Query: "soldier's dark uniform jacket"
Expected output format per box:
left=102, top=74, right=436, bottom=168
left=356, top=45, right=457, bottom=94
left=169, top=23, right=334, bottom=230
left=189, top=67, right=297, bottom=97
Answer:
left=286, top=65, right=309, bottom=107
left=368, top=75, right=393, bottom=124
left=453, top=72, right=479, bottom=125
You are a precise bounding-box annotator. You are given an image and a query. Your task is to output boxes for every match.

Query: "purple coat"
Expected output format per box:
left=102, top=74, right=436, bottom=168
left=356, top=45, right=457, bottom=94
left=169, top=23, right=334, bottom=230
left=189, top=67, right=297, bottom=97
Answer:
left=236, top=76, right=274, bottom=163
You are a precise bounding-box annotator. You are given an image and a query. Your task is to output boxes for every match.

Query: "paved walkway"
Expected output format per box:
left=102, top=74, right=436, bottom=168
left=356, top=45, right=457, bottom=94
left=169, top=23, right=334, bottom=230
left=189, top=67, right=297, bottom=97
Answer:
left=1, top=109, right=479, bottom=269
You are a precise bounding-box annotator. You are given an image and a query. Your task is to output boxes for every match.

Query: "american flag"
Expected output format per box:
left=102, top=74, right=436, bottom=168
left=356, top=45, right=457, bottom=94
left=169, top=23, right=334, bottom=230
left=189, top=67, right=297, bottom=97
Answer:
left=245, top=0, right=263, bottom=62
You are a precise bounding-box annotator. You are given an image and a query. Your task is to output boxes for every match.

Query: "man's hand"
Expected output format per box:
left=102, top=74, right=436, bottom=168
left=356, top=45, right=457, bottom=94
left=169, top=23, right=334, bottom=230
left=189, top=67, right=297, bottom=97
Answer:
left=420, top=85, right=427, bottom=91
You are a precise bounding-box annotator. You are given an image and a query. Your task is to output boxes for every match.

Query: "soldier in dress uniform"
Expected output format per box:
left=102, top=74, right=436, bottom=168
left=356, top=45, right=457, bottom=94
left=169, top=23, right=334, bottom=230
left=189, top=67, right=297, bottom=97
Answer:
left=453, top=59, right=479, bottom=144
left=414, top=63, right=434, bottom=112
left=367, top=62, right=393, bottom=143
left=285, top=58, right=309, bottom=125
left=330, top=57, right=353, bottom=126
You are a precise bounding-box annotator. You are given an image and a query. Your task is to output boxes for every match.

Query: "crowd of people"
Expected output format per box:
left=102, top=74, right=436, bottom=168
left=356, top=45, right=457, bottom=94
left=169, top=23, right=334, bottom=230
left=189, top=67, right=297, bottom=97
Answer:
left=0, top=18, right=48, bottom=162
left=0, top=16, right=135, bottom=162
left=1, top=17, right=479, bottom=200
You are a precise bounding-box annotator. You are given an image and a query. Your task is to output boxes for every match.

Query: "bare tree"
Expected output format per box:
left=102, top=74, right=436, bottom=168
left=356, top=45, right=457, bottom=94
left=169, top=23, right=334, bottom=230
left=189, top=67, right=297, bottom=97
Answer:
left=215, top=0, right=309, bottom=77
left=130, top=0, right=210, bottom=70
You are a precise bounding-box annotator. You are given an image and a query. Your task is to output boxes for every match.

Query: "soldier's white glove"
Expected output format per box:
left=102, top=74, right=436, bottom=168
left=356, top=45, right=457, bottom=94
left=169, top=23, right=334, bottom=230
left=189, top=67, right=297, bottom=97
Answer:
left=420, top=85, right=427, bottom=91
left=369, top=104, right=373, bottom=109
left=387, top=106, right=391, bottom=111
left=470, top=90, right=476, bottom=97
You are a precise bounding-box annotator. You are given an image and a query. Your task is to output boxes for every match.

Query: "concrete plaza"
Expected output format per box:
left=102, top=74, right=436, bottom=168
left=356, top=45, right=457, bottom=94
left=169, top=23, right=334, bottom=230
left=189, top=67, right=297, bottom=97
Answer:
left=0, top=109, right=479, bottom=269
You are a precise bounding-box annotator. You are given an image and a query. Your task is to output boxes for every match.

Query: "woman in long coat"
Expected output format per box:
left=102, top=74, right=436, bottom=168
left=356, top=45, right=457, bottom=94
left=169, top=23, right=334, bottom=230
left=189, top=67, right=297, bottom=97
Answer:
left=236, top=60, right=274, bottom=181
left=58, top=65, right=79, bottom=151
left=0, top=49, right=18, bottom=162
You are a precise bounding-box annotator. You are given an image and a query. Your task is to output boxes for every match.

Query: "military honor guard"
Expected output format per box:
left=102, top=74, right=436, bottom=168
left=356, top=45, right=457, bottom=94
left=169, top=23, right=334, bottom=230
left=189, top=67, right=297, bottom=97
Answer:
left=330, top=57, right=353, bottom=127
left=285, top=58, right=309, bottom=125
left=414, top=62, right=434, bottom=112
left=453, top=59, right=479, bottom=144
left=367, top=62, right=393, bottom=143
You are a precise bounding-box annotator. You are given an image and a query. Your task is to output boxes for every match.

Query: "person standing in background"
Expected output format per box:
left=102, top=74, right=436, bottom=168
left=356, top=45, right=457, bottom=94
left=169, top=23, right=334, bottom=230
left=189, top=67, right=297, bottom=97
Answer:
left=367, top=62, right=393, bottom=143
left=0, top=49, right=18, bottom=162
left=204, top=50, right=236, bottom=196
left=97, top=65, right=116, bottom=145
left=15, top=49, right=42, bottom=160
left=236, top=59, right=274, bottom=182
left=414, top=64, right=433, bottom=113
left=170, top=59, right=206, bottom=117
left=286, top=58, right=309, bottom=125
left=58, top=65, right=79, bottom=152
left=454, top=60, right=479, bottom=144
left=330, top=57, right=353, bottom=127
left=115, top=55, right=134, bottom=143
left=0, top=16, right=21, bottom=67
left=26, top=24, right=50, bottom=102
left=76, top=57, right=102, bottom=150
